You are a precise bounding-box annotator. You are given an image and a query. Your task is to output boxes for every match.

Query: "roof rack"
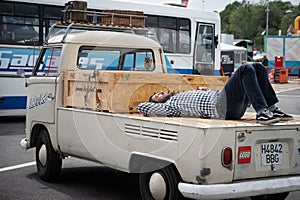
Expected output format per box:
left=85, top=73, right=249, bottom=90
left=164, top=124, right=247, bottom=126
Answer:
left=44, top=1, right=150, bottom=44
left=45, top=22, right=142, bottom=43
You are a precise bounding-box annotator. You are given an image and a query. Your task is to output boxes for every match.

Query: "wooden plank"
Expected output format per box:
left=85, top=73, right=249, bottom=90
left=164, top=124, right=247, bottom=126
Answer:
left=63, top=71, right=228, bottom=113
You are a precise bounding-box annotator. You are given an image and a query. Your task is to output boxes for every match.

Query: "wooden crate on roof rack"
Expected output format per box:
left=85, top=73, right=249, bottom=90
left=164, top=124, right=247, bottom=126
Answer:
left=101, top=10, right=145, bottom=27
left=61, top=1, right=145, bottom=27
left=63, top=71, right=228, bottom=113
left=63, top=0, right=88, bottom=23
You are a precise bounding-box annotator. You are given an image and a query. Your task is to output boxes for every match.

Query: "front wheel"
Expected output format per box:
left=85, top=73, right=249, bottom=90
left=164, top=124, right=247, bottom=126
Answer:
left=139, top=165, right=184, bottom=200
left=35, top=128, right=62, bottom=182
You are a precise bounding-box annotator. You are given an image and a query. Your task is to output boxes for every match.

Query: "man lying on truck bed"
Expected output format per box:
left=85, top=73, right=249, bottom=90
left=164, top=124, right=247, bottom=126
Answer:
left=137, top=62, right=293, bottom=125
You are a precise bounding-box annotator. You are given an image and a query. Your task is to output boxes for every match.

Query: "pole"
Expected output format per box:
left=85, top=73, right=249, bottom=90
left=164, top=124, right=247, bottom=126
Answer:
left=266, top=0, right=269, bottom=36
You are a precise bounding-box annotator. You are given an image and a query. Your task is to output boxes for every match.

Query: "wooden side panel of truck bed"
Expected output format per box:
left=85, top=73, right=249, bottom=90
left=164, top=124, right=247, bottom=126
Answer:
left=63, top=71, right=228, bottom=113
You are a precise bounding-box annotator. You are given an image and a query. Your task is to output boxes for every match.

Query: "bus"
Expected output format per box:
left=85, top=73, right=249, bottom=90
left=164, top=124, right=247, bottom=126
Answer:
left=0, top=0, right=221, bottom=116
left=233, top=39, right=254, bottom=61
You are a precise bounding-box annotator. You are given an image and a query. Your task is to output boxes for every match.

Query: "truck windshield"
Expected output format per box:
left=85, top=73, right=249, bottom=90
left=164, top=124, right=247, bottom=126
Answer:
left=33, top=47, right=62, bottom=76
left=77, top=46, right=155, bottom=71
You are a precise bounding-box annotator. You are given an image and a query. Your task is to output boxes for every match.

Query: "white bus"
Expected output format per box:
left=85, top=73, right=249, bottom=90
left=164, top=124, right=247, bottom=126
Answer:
left=0, top=0, right=221, bottom=116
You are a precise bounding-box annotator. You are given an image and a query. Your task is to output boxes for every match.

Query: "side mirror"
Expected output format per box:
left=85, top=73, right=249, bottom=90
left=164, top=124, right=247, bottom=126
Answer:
left=17, top=68, right=25, bottom=78
left=214, top=35, right=219, bottom=48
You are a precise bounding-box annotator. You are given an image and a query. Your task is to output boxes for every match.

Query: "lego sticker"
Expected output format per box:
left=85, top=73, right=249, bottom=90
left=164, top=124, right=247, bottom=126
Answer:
left=238, top=146, right=251, bottom=164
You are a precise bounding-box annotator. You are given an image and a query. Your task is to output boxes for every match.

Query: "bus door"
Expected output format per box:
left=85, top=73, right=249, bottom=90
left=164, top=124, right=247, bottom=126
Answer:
left=194, top=23, right=215, bottom=75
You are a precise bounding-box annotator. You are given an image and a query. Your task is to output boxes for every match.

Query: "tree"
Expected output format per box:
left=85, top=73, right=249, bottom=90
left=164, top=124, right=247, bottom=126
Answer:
left=220, top=1, right=243, bottom=33
left=220, top=0, right=299, bottom=49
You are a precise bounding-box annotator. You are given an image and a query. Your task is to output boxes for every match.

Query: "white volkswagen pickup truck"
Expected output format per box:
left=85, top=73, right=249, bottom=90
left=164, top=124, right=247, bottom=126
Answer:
left=20, top=17, right=300, bottom=200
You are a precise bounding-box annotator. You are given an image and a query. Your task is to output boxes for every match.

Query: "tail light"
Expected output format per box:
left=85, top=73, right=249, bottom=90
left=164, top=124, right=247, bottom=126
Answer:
left=222, top=147, right=232, bottom=169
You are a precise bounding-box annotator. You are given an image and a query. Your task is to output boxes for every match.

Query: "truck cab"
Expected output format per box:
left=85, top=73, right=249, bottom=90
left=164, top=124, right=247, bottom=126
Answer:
left=25, top=28, right=167, bottom=143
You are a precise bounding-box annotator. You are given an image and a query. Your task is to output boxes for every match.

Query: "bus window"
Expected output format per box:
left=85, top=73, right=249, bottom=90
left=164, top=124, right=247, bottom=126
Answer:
left=145, top=15, right=191, bottom=54
left=179, top=30, right=190, bottom=54
left=15, top=3, right=39, bottom=17
left=157, top=28, right=176, bottom=53
left=179, top=18, right=191, bottom=54
left=43, top=6, right=63, bottom=41
left=0, top=3, right=39, bottom=45
left=0, top=1, right=62, bottom=46
left=194, top=24, right=214, bottom=75
left=0, top=2, right=13, bottom=15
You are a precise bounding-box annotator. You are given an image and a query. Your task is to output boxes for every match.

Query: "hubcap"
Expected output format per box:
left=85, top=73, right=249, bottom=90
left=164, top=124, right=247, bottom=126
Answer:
left=39, top=144, right=47, bottom=167
left=149, top=172, right=167, bottom=200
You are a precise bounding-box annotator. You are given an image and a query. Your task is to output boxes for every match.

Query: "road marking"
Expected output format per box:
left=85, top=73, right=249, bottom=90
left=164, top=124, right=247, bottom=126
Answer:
left=276, top=87, right=300, bottom=94
left=0, top=161, right=35, bottom=173
left=277, top=94, right=300, bottom=98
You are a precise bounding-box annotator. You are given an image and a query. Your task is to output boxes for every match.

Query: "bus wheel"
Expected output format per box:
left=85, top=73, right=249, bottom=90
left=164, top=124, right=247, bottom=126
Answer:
left=250, top=192, right=289, bottom=200
left=36, top=128, right=62, bottom=182
left=139, top=166, right=183, bottom=200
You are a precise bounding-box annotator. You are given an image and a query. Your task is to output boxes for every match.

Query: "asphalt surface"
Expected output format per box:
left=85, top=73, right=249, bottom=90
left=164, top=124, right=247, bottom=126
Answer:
left=0, top=119, right=141, bottom=200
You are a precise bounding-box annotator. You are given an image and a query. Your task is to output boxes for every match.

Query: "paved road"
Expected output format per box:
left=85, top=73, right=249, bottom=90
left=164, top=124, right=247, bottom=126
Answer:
left=246, top=82, right=300, bottom=118
left=0, top=83, right=300, bottom=200
left=0, top=118, right=141, bottom=200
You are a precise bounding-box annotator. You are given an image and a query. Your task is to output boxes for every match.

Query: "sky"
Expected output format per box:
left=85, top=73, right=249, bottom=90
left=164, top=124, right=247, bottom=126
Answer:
left=118, top=0, right=299, bottom=12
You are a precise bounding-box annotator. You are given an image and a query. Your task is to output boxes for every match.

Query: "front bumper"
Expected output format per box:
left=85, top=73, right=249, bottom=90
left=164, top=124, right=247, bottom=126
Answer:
left=178, top=176, right=300, bottom=199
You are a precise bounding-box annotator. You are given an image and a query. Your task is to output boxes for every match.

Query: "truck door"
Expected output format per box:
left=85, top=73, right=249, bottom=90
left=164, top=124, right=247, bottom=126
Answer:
left=194, top=23, right=215, bottom=75
left=26, top=47, right=62, bottom=124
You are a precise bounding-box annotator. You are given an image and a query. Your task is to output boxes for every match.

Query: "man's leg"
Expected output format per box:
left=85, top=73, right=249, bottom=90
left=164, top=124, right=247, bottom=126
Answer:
left=251, top=63, right=293, bottom=120
left=222, top=64, right=263, bottom=119
left=251, top=62, right=279, bottom=107
left=223, top=63, right=272, bottom=120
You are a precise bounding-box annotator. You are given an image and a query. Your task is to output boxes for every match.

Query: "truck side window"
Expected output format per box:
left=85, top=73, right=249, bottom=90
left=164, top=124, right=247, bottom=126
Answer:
left=136, top=52, right=154, bottom=71
left=123, top=51, right=154, bottom=71
left=34, top=47, right=62, bottom=76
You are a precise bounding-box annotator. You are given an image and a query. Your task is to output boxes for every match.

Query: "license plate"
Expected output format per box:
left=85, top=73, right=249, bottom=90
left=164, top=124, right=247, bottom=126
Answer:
left=261, top=142, right=283, bottom=165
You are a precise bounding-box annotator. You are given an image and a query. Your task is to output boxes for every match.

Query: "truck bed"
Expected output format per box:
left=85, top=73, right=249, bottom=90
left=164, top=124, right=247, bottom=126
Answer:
left=117, top=112, right=300, bottom=129
left=57, top=107, right=300, bottom=187
left=58, top=107, right=300, bottom=130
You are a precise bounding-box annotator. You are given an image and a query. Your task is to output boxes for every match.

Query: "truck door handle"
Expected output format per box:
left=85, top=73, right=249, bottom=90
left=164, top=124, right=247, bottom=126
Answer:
left=47, top=93, right=55, bottom=101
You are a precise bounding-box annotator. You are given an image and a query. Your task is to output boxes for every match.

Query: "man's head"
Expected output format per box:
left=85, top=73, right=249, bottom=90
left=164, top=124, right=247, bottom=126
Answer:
left=149, top=91, right=171, bottom=103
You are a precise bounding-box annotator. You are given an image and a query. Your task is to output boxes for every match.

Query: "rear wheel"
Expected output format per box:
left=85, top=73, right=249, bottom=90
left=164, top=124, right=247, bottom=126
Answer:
left=35, top=128, right=62, bottom=182
left=250, top=192, right=289, bottom=200
left=139, top=165, right=184, bottom=200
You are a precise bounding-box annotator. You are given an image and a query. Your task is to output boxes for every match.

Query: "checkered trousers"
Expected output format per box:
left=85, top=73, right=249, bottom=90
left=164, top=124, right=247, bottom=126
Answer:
left=137, top=90, right=220, bottom=118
